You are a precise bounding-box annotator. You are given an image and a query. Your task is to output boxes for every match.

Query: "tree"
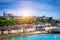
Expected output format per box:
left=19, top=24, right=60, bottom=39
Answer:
left=0, top=16, right=6, bottom=20
left=33, top=19, right=40, bottom=24
left=0, top=20, right=5, bottom=27
left=48, top=17, right=53, bottom=22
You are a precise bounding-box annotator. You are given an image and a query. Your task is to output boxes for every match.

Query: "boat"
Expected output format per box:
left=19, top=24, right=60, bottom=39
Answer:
left=49, top=28, right=60, bottom=33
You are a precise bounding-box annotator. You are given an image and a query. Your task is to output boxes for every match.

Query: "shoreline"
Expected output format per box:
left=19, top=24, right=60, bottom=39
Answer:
left=0, top=27, right=57, bottom=38
left=0, top=31, right=48, bottom=38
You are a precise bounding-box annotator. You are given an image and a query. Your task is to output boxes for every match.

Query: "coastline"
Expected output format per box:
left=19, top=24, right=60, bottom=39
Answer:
left=0, top=31, right=48, bottom=38
left=0, top=27, right=57, bottom=38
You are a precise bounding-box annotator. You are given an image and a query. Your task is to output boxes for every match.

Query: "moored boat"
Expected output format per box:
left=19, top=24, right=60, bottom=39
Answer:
left=49, top=28, right=60, bottom=33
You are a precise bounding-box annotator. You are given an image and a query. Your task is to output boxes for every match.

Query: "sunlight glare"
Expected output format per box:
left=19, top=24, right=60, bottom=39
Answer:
left=20, top=7, right=34, bottom=17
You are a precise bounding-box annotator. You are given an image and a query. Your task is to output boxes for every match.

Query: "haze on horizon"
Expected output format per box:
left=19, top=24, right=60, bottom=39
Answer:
left=0, top=0, right=60, bottom=19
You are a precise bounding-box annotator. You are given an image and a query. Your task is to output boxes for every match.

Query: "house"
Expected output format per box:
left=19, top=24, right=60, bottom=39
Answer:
left=35, top=24, right=45, bottom=31
left=25, top=27, right=36, bottom=32
left=44, top=23, right=51, bottom=27
left=21, top=24, right=36, bottom=32
left=8, top=25, right=23, bottom=34
left=57, top=23, right=60, bottom=26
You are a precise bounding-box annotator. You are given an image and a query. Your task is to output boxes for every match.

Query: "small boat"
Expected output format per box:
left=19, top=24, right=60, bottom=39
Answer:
left=49, top=28, right=60, bottom=33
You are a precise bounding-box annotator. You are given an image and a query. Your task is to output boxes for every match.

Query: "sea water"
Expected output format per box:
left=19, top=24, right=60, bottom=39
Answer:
left=0, top=34, right=60, bottom=40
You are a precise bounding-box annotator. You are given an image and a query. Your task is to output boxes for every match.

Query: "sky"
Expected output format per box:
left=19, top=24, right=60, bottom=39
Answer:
left=0, top=0, right=60, bottom=19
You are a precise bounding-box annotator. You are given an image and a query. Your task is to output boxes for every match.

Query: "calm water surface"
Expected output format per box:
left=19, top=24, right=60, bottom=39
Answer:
left=0, top=34, right=60, bottom=40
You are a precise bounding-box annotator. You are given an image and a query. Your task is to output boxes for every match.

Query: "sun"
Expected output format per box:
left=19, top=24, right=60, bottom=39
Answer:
left=20, top=7, right=33, bottom=17
left=23, top=9, right=30, bottom=17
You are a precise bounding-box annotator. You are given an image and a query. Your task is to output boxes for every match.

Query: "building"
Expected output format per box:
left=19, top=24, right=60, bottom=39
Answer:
left=3, top=12, right=13, bottom=19
left=13, top=16, right=22, bottom=19
left=35, top=24, right=45, bottom=31
left=21, top=24, right=36, bottom=32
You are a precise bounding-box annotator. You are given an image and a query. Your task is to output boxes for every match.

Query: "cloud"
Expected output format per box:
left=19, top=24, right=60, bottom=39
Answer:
left=0, top=0, right=15, bottom=2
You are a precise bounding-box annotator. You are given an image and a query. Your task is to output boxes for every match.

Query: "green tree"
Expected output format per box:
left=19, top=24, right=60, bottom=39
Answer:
left=0, top=16, right=6, bottom=20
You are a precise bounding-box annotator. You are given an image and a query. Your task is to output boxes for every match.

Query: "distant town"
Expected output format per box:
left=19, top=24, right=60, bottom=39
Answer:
left=0, top=11, right=60, bottom=38
left=3, top=11, right=53, bottom=19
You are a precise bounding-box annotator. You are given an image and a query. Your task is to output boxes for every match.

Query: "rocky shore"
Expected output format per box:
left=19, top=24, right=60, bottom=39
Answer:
left=0, top=31, right=48, bottom=38
left=0, top=27, right=57, bottom=38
